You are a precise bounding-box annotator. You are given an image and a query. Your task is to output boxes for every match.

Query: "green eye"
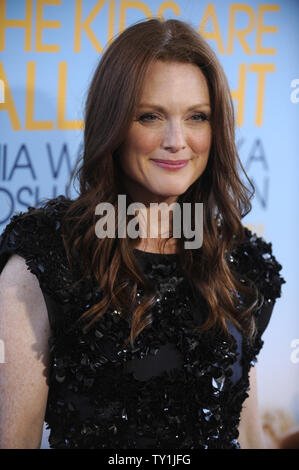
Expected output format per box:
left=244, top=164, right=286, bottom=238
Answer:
left=191, top=113, right=209, bottom=121
left=138, top=113, right=157, bottom=122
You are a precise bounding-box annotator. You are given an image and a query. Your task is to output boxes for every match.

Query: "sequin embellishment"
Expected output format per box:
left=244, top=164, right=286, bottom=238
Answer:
left=0, top=196, right=285, bottom=449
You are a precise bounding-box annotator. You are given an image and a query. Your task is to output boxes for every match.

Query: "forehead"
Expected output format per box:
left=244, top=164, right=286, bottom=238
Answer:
left=139, top=60, right=210, bottom=105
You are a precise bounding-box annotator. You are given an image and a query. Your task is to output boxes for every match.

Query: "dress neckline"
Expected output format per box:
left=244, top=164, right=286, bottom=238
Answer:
left=133, top=248, right=179, bottom=258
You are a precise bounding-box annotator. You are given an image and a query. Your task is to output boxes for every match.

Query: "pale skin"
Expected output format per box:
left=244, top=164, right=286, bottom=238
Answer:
left=118, top=60, right=211, bottom=254
left=0, top=60, right=267, bottom=448
left=0, top=254, right=50, bottom=449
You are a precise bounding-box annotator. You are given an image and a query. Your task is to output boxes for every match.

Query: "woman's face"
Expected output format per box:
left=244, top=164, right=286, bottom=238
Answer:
left=118, top=60, right=212, bottom=205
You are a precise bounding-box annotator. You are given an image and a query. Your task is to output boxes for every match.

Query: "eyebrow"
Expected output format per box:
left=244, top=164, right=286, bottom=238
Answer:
left=138, top=103, right=211, bottom=111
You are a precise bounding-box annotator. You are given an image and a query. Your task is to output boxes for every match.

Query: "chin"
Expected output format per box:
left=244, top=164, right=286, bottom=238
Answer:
left=164, top=187, right=189, bottom=197
left=154, top=182, right=189, bottom=196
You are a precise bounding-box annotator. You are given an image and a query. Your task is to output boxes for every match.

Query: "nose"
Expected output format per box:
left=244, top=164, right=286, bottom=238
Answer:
left=161, top=119, right=186, bottom=152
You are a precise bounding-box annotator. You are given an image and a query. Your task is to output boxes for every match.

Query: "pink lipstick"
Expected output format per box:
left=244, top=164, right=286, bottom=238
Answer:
left=151, top=159, right=189, bottom=170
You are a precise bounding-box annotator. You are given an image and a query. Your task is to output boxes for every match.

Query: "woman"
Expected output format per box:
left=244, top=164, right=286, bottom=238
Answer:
left=0, top=18, right=285, bottom=449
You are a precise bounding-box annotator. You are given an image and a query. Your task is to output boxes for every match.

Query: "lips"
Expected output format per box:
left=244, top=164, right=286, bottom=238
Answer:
left=151, top=159, right=189, bottom=165
left=150, top=159, right=189, bottom=171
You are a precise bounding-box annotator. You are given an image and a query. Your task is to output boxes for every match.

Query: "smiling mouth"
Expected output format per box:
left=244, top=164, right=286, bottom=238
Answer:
left=151, top=159, right=189, bottom=165
left=150, top=159, right=189, bottom=171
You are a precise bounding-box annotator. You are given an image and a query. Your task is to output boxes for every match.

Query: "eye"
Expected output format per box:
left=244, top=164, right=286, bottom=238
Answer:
left=190, top=112, right=209, bottom=122
left=137, top=113, right=158, bottom=122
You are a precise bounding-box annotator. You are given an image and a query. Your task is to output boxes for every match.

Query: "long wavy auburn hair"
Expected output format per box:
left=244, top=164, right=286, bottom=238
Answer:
left=58, top=18, right=262, bottom=347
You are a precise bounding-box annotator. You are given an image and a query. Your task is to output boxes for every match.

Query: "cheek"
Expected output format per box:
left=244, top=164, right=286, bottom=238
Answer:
left=191, top=129, right=212, bottom=155
left=126, top=128, right=159, bottom=155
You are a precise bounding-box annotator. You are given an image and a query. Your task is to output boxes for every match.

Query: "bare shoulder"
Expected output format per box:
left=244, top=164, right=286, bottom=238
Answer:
left=0, top=254, right=51, bottom=448
left=0, top=253, right=50, bottom=336
left=1, top=252, right=41, bottom=287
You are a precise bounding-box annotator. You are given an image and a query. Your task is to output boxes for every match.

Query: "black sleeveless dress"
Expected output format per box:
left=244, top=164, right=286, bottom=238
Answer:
left=0, top=196, right=285, bottom=449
